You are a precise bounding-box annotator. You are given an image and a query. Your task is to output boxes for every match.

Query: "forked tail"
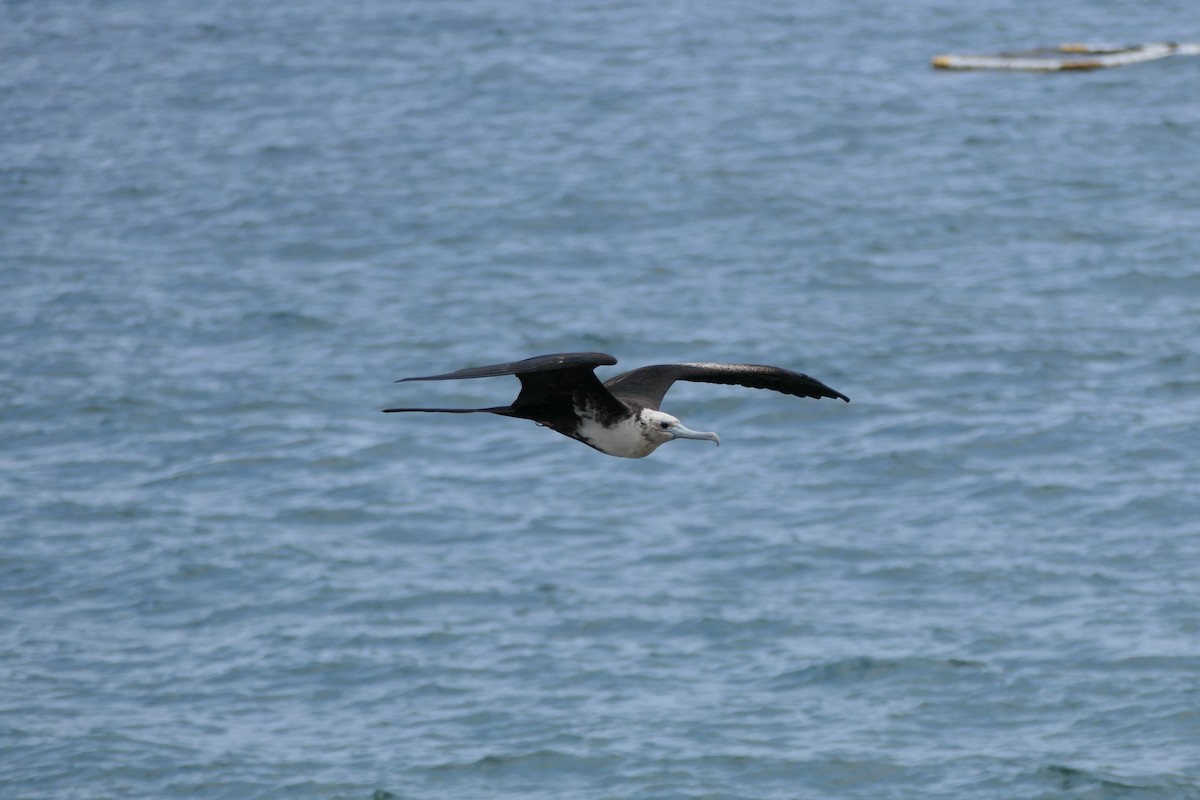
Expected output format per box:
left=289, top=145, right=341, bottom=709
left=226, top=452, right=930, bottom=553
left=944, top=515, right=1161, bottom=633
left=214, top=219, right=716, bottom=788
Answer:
left=382, top=406, right=516, bottom=415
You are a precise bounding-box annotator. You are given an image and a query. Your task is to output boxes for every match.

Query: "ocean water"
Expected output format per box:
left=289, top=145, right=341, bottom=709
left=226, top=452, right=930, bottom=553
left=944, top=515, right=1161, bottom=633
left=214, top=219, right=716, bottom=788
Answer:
left=3, top=1, right=1200, bottom=798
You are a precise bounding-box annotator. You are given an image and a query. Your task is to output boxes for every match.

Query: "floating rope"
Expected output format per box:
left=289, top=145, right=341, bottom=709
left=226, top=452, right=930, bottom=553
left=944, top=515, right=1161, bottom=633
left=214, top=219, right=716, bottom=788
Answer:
left=932, top=42, right=1200, bottom=71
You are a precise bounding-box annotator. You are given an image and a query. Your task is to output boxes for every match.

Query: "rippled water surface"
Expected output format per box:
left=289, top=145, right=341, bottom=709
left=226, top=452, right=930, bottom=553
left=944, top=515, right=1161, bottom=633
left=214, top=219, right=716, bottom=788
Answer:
left=4, top=1, right=1200, bottom=798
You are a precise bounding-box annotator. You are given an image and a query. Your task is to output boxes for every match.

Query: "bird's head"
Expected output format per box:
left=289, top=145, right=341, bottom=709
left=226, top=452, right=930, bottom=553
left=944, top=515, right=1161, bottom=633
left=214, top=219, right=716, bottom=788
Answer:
left=638, top=409, right=720, bottom=449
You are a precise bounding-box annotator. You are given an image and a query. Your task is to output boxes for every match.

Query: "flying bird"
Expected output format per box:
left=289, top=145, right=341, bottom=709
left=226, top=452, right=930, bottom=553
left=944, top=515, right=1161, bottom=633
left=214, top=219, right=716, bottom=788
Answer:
left=384, top=352, right=848, bottom=458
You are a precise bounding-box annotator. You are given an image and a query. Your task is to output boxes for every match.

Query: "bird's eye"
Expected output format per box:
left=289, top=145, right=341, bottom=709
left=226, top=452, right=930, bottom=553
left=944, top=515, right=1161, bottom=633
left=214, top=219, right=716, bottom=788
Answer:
left=660, top=421, right=671, bottom=430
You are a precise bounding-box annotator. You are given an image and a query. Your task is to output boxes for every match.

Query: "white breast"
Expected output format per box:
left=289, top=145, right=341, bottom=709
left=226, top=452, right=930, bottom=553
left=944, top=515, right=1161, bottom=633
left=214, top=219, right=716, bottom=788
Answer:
left=576, top=415, right=659, bottom=458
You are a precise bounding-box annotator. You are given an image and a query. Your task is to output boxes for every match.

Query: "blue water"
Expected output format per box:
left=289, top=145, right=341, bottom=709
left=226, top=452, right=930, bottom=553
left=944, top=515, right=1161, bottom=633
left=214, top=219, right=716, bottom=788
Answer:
left=4, top=1, right=1200, bottom=798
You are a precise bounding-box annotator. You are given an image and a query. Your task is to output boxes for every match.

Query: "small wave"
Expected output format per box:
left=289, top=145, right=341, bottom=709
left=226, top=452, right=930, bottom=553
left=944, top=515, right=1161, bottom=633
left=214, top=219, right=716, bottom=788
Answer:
left=769, top=655, right=987, bottom=689
left=243, top=309, right=334, bottom=330
left=431, top=748, right=617, bottom=776
left=1035, top=764, right=1200, bottom=798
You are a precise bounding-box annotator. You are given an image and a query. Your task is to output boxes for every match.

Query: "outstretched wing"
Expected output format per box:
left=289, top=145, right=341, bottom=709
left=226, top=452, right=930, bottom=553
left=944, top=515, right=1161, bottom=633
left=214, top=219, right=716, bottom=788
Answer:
left=396, top=352, right=617, bottom=383
left=391, top=352, right=629, bottom=428
left=603, top=362, right=849, bottom=410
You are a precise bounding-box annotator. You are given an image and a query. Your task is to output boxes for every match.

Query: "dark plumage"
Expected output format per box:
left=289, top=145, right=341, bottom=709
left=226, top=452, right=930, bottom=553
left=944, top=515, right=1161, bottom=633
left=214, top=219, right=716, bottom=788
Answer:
left=384, top=352, right=848, bottom=458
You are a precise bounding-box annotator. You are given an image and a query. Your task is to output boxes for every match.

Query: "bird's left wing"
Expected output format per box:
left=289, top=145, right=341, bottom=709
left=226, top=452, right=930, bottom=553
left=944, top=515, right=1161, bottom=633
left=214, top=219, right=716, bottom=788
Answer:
left=395, top=352, right=629, bottom=426
left=604, top=362, right=849, bottom=410
left=396, top=352, right=617, bottom=382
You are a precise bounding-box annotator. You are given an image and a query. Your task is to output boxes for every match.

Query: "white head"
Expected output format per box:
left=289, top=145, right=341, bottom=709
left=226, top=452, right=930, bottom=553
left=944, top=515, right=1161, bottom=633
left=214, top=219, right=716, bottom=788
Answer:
left=637, top=409, right=721, bottom=452
left=576, top=408, right=721, bottom=458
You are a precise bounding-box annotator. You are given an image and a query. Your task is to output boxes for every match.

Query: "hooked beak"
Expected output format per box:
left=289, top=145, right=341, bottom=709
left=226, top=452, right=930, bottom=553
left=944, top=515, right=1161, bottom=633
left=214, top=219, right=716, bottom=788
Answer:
left=670, top=423, right=720, bottom=446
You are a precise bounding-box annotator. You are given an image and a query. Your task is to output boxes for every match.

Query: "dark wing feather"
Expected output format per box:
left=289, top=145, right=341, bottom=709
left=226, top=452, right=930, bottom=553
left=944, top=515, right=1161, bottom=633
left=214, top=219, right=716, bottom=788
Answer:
left=396, top=352, right=617, bottom=382
left=604, top=362, right=849, bottom=410
left=393, top=352, right=628, bottom=430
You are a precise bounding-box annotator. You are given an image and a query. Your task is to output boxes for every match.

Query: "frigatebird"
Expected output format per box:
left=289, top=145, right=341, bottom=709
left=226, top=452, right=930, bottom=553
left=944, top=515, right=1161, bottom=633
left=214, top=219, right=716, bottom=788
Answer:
left=384, top=352, right=848, bottom=458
